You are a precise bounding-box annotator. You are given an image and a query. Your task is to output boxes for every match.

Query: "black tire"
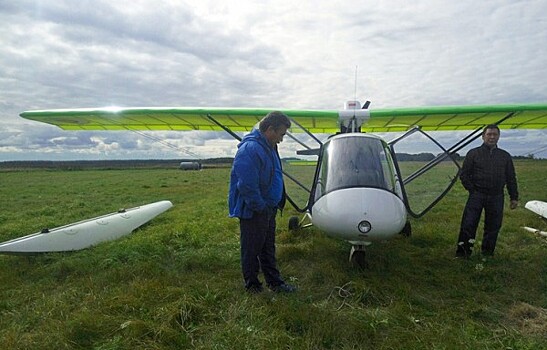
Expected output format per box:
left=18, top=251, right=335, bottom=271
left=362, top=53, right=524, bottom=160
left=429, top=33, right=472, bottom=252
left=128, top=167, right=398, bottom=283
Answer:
left=400, top=221, right=412, bottom=237
left=288, top=216, right=299, bottom=231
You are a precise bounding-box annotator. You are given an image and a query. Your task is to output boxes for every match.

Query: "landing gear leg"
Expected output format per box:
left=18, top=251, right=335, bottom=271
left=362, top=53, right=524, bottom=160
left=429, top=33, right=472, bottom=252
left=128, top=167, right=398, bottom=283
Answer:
left=400, top=221, right=412, bottom=237
left=349, top=245, right=368, bottom=269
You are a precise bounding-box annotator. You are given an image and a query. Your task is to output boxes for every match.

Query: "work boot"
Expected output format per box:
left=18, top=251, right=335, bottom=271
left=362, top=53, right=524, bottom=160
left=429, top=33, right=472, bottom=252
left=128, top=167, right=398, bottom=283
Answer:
left=269, top=283, right=297, bottom=293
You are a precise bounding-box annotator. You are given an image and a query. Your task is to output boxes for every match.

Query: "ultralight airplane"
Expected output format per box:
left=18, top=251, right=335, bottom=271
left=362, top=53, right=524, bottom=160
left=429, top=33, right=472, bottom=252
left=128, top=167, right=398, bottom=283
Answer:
left=19, top=101, right=547, bottom=266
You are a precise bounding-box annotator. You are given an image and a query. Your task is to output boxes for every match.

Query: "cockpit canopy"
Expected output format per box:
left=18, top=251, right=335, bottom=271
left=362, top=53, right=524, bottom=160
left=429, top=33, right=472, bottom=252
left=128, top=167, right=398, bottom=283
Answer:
left=315, top=135, right=398, bottom=199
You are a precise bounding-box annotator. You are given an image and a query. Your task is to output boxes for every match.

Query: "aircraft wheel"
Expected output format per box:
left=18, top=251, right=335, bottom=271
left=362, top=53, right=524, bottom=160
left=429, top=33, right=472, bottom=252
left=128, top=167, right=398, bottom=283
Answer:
left=288, top=216, right=300, bottom=231
left=400, top=221, right=412, bottom=237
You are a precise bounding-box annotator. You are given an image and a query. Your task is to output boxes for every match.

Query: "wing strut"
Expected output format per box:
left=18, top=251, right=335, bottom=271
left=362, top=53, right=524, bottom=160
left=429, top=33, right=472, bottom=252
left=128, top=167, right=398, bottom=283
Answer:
left=205, top=114, right=309, bottom=213
left=446, top=112, right=516, bottom=156
left=206, top=114, right=242, bottom=141
left=127, top=128, right=202, bottom=159
left=289, top=117, right=324, bottom=145
left=392, top=112, right=517, bottom=218
left=403, top=112, right=516, bottom=185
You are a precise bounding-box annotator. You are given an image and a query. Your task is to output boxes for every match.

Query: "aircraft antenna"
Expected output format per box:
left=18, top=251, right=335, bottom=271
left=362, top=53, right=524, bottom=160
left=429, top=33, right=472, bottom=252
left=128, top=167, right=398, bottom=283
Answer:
left=354, top=65, right=358, bottom=105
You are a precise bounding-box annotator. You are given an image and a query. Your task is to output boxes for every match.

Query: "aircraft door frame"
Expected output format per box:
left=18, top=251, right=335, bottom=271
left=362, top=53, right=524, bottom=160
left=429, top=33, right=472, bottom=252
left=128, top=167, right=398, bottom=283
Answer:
left=388, top=127, right=461, bottom=218
left=283, top=118, right=324, bottom=213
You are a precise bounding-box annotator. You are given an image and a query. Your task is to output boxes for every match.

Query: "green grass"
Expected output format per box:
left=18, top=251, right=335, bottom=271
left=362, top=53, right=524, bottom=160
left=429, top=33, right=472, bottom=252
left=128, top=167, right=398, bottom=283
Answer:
left=0, top=161, right=546, bottom=349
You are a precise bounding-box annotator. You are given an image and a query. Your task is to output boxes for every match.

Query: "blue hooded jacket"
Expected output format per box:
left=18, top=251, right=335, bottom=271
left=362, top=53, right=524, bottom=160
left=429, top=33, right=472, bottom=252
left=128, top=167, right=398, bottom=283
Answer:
left=228, top=129, right=284, bottom=219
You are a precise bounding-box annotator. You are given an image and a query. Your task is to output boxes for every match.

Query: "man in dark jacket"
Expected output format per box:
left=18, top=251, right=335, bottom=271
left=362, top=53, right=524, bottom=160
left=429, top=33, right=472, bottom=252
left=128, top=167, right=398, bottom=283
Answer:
left=456, top=124, right=518, bottom=258
left=228, top=111, right=296, bottom=293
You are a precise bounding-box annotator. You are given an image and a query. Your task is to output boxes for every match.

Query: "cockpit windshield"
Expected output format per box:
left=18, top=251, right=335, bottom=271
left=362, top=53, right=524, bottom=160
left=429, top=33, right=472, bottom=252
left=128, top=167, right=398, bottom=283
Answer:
left=315, top=135, right=397, bottom=198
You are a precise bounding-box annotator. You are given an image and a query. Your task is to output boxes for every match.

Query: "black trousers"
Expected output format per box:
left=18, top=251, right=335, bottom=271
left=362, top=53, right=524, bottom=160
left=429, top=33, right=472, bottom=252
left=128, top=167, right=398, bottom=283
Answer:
left=240, top=210, right=284, bottom=289
left=456, top=191, right=504, bottom=256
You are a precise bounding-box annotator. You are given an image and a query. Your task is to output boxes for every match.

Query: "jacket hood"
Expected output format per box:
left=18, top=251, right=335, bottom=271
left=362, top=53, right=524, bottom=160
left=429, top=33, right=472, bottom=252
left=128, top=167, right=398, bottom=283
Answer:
left=238, top=128, right=269, bottom=149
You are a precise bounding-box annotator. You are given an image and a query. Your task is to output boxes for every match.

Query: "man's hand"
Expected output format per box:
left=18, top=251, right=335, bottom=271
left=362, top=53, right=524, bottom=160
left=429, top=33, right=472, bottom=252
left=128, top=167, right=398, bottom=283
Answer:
left=510, top=200, right=518, bottom=210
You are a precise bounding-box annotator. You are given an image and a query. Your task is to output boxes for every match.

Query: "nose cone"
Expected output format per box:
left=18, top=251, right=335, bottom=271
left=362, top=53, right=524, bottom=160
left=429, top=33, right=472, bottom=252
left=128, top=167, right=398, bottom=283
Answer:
left=311, top=188, right=407, bottom=243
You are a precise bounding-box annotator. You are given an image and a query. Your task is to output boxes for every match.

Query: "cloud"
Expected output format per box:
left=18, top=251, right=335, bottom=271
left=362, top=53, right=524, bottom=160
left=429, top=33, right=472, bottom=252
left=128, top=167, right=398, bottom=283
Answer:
left=0, top=0, right=546, bottom=160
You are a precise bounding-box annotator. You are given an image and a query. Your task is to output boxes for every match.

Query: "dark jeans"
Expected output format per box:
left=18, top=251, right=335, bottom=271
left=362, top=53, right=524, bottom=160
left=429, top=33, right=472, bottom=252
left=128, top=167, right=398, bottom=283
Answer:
left=456, top=191, right=504, bottom=256
left=240, top=210, right=284, bottom=289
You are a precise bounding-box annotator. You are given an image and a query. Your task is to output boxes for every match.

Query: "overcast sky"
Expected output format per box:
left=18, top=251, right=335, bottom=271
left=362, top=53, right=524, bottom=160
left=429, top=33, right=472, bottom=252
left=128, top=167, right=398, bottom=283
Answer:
left=1, top=0, right=546, bottom=161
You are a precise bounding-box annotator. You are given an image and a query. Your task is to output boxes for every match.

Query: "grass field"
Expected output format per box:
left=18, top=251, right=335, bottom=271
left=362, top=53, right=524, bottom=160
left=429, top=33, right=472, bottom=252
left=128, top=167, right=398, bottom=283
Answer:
left=0, top=160, right=546, bottom=349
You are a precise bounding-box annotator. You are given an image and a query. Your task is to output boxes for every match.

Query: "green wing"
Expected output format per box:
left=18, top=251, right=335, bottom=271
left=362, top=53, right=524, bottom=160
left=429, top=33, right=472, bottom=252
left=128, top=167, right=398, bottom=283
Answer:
left=19, top=107, right=339, bottom=132
left=367, top=103, right=547, bottom=132
left=19, top=103, right=547, bottom=133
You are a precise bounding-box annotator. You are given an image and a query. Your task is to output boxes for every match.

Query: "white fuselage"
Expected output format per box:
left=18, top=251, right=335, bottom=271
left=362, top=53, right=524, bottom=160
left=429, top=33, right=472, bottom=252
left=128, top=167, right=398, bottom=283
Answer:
left=311, top=187, right=407, bottom=244
left=308, top=132, right=407, bottom=245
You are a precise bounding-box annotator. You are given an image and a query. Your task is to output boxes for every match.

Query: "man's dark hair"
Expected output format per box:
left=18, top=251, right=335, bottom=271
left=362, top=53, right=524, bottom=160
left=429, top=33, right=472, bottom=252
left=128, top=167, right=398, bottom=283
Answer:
left=259, top=111, right=291, bottom=132
left=482, top=124, right=500, bottom=136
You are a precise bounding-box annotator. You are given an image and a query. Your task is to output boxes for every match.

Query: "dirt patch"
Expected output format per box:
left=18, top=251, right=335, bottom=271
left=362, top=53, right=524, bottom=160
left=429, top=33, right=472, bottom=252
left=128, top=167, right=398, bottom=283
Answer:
left=506, top=302, right=547, bottom=338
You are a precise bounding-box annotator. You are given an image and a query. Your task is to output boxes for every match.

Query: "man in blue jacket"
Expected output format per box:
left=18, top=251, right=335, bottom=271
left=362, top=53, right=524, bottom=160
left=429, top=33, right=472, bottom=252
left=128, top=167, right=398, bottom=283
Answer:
left=456, top=124, right=518, bottom=259
left=229, top=111, right=296, bottom=293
